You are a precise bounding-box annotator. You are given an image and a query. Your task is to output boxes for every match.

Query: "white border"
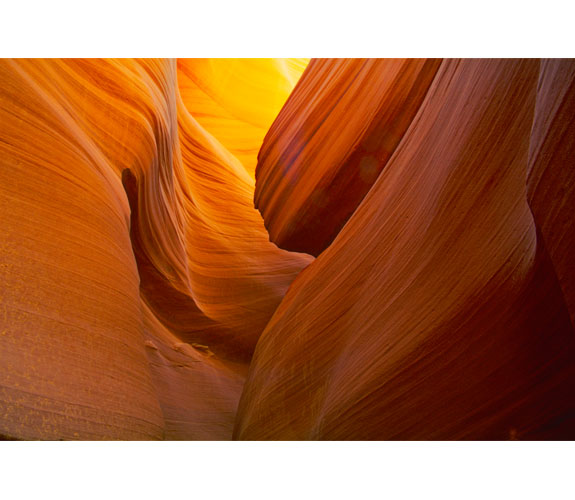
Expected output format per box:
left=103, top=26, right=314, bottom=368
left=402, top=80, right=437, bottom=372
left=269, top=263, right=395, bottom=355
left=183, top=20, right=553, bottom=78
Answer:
left=1, top=0, right=573, bottom=57
left=1, top=2, right=574, bottom=499
left=2, top=441, right=574, bottom=499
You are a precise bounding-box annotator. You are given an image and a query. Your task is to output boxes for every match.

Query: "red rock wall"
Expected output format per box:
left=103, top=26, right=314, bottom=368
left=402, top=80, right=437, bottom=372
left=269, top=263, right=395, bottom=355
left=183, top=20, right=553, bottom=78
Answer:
left=527, top=59, right=575, bottom=327
left=254, top=58, right=441, bottom=256
left=235, top=59, right=575, bottom=440
left=1, top=58, right=574, bottom=440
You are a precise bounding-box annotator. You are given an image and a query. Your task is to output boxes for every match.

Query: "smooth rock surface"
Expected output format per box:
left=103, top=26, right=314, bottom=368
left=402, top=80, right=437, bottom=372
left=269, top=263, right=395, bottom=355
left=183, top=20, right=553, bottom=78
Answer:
left=1, top=58, right=574, bottom=441
left=235, top=59, right=575, bottom=440
left=527, top=58, right=575, bottom=327
left=0, top=58, right=310, bottom=440
left=254, top=58, right=441, bottom=256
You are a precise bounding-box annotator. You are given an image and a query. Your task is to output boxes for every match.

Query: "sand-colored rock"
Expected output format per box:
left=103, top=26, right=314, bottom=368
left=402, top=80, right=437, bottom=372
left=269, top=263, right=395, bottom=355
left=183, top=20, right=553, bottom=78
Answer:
left=141, top=301, right=245, bottom=440
left=168, top=98, right=312, bottom=360
left=254, top=58, right=441, bottom=256
left=0, top=58, right=310, bottom=440
left=235, top=59, right=575, bottom=440
left=0, top=59, right=165, bottom=439
left=2, top=58, right=574, bottom=441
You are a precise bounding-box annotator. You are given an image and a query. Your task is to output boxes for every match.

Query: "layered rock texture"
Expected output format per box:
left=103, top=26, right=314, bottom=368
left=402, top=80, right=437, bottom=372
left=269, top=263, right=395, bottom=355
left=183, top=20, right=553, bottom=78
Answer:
left=1, top=58, right=574, bottom=440
left=254, top=58, right=442, bottom=256
left=0, top=59, right=311, bottom=440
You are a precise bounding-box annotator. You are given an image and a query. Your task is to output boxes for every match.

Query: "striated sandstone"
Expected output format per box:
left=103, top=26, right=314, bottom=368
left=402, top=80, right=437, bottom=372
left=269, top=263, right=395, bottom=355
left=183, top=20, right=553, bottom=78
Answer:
left=1, top=58, right=574, bottom=441
left=254, top=58, right=441, bottom=256
left=235, top=59, right=575, bottom=440
left=0, top=58, right=310, bottom=440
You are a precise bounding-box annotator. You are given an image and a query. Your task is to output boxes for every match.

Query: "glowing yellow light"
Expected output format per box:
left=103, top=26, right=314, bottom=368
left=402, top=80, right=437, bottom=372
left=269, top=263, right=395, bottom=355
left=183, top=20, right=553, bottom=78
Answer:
left=177, top=58, right=309, bottom=178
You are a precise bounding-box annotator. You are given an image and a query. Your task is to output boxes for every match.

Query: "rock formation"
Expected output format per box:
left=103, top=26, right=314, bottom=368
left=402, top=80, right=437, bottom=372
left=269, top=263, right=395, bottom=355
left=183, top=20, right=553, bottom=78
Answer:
left=1, top=58, right=574, bottom=440
left=0, top=59, right=310, bottom=439
left=236, top=59, right=575, bottom=440
left=254, top=58, right=442, bottom=256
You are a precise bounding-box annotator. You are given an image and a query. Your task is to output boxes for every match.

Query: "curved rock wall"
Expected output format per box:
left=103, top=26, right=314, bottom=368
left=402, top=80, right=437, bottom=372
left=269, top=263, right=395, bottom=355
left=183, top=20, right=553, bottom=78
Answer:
left=236, top=59, right=575, bottom=440
left=527, top=59, right=575, bottom=327
left=254, top=58, right=442, bottom=256
left=1, top=58, right=574, bottom=440
left=0, top=58, right=310, bottom=440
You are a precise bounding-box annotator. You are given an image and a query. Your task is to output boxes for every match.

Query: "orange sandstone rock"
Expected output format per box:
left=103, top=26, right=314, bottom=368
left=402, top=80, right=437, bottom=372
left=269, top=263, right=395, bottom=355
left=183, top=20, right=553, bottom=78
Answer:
left=0, top=59, right=165, bottom=439
left=235, top=59, right=575, bottom=440
left=254, top=58, right=441, bottom=256
left=2, top=58, right=574, bottom=441
left=0, top=58, right=310, bottom=440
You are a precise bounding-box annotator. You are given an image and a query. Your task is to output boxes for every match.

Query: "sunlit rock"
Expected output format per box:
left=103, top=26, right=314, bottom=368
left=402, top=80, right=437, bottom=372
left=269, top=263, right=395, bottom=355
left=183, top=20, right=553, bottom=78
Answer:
left=235, top=59, right=575, bottom=440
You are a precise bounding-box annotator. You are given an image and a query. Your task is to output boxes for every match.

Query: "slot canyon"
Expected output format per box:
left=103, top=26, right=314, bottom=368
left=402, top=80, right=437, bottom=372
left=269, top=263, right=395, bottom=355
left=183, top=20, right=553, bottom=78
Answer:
left=0, top=58, right=574, bottom=440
